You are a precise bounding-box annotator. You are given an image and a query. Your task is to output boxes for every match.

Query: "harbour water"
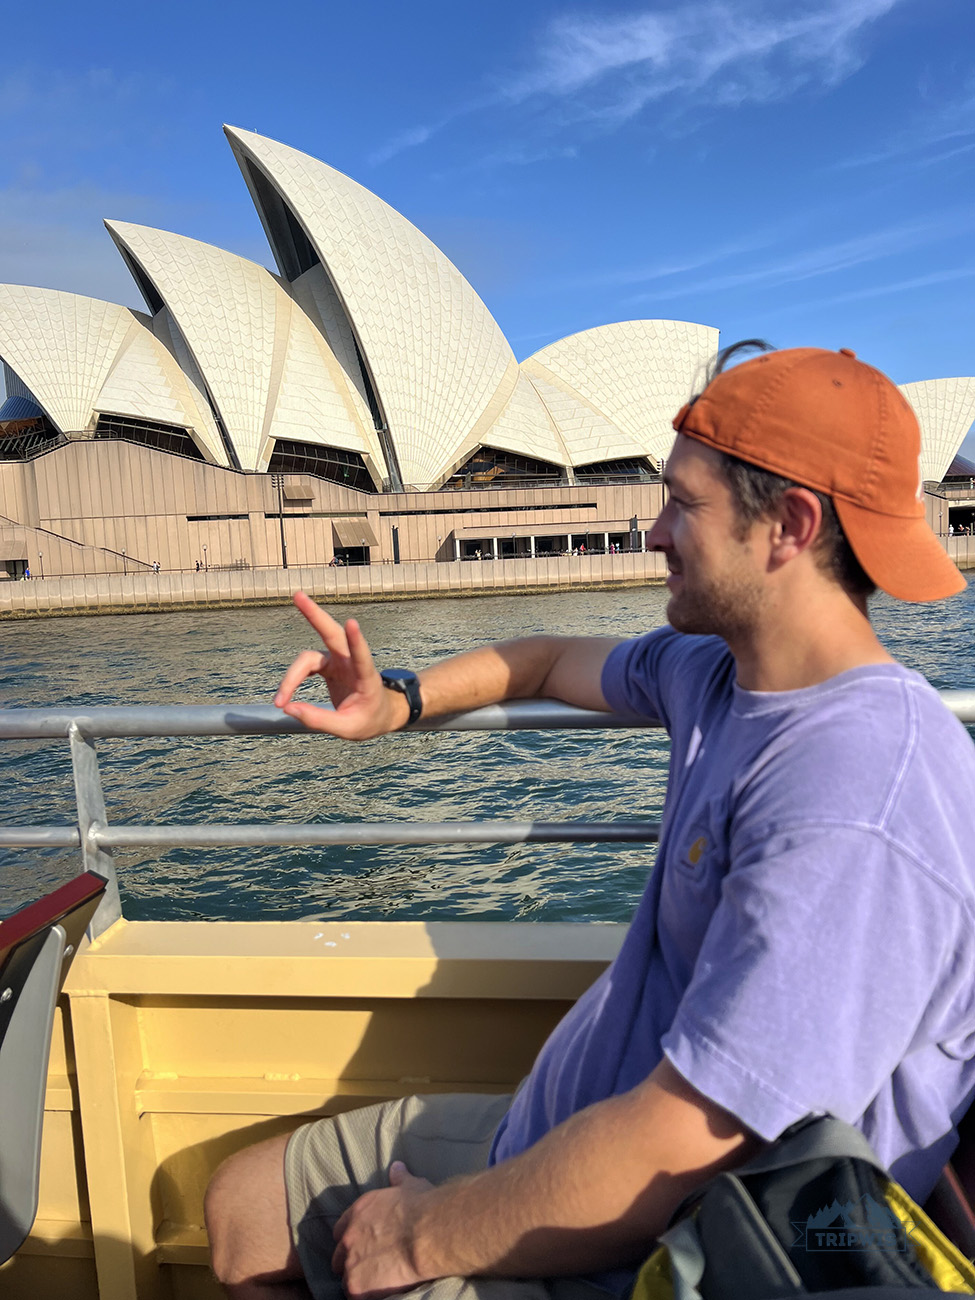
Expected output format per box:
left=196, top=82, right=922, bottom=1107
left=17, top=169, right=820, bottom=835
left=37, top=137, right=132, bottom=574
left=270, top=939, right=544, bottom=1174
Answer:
left=1, top=585, right=973, bottom=923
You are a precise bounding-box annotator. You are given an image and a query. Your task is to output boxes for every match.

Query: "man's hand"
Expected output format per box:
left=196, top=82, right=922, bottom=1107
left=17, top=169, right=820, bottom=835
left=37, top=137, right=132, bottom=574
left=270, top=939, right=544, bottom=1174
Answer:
left=331, top=1063, right=759, bottom=1291
left=332, top=1162, right=439, bottom=1300
left=274, top=592, right=409, bottom=738
left=274, top=590, right=621, bottom=738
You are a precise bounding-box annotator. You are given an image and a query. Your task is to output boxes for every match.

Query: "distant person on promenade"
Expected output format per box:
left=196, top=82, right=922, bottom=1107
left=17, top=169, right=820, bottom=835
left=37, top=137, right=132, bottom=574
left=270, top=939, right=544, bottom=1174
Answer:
left=207, top=344, right=975, bottom=1300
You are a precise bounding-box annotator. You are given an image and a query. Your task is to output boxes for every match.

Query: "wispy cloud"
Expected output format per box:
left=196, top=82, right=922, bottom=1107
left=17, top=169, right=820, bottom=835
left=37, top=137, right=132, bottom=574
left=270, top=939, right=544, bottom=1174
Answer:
left=764, top=264, right=975, bottom=317
left=369, top=1, right=903, bottom=166
left=621, top=207, right=972, bottom=305
left=0, top=66, right=157, bottom=163
left=368, top=125, right=438, bottom=167
left=500, top=0, right=902, bottom=124
left=834, top=83, right=975, bottom=172
left=550, top=230, right=796, bottom=293
left=0, top=183, right=167, bottom=305
left=432, top=143, right=578, bottom=180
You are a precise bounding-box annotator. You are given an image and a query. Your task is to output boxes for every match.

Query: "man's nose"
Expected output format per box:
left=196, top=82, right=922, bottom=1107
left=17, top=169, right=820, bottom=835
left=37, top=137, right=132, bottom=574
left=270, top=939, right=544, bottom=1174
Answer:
left=646, top=505, right=672, bottom=551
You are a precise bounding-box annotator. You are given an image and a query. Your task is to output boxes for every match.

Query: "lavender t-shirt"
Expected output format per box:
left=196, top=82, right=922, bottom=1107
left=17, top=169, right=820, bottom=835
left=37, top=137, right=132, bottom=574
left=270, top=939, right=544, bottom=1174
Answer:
left=490, top=628, right=975, bottom=1202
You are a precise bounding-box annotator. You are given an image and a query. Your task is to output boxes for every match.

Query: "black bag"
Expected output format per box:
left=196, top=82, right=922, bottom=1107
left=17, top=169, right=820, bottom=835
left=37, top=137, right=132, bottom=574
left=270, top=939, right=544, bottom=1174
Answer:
left=631, top=1117, right=975, bottom=1298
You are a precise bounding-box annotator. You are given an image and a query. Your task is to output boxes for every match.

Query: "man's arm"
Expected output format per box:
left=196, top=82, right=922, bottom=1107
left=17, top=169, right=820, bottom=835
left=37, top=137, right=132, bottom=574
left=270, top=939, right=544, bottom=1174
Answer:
left=331, top=1059, right=761, bottom=1299
left=275, top=591, right=624, bottom=736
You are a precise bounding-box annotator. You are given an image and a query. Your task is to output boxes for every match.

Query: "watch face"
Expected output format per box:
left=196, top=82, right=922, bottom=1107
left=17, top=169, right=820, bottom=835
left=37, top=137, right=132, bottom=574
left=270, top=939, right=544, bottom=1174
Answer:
left=382, top=669, right=415, bottom=684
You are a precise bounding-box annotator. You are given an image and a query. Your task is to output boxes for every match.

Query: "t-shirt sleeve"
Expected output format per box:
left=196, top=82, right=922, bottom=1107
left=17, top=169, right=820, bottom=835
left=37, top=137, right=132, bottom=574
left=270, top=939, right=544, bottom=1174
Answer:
left=601, top=628, right=730, bottom=729
left=661, top=822, right=966, bottom=1141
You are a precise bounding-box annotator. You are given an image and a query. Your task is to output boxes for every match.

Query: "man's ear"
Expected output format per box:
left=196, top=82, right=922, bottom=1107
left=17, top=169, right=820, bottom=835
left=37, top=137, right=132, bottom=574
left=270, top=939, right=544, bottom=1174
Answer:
left=768, top=487, right=822, bottom=568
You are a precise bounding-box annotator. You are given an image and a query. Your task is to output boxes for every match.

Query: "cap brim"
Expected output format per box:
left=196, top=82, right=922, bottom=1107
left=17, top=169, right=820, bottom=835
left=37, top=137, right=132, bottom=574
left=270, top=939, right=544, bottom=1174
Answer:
left=835, top=499, right=967, bottom=602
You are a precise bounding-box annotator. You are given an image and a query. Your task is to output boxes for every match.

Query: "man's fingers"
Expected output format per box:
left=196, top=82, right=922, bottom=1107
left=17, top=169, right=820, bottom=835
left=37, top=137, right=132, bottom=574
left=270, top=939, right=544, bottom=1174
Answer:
left=387, top=1161, right=433, bottom=1194
left=345, top=618, right=378, bottom=680
left=280, top=699, right=375, bottom=738
left=274, top=650, right=329, bottom=707
left=292, top=590, right=352, bottom=656
left=330, top=1239, right=347, bottom=1279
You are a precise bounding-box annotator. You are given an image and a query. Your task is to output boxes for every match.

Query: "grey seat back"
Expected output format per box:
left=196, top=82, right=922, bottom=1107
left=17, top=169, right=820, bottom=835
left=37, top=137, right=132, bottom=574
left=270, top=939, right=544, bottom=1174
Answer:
left=0, top=873, right=107, bottom=1264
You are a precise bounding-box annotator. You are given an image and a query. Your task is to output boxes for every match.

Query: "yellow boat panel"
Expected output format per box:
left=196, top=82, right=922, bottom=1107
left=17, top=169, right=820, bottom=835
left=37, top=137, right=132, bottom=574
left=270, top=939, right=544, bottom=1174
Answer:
left=1, top=918, right=623, bottom=1300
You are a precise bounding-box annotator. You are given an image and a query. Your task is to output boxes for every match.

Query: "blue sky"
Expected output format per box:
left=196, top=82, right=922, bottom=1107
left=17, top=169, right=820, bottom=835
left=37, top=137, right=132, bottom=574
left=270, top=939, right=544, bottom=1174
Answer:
left=3, top=0, right=975, bottom=455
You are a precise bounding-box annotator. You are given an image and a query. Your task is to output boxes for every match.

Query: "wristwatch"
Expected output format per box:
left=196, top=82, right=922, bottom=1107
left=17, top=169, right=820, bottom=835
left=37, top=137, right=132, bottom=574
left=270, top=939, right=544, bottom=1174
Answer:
left=379, top=668, right=423, bottom=727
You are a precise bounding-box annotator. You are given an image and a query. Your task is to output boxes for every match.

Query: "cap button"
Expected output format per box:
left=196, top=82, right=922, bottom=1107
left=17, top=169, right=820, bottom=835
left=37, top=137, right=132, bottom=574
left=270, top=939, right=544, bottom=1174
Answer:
left=839, top=348, right=856, bottom=358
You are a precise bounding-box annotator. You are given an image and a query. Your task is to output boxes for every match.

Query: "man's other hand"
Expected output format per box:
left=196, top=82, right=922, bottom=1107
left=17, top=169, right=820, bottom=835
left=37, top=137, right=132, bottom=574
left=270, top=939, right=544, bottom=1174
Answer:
left=274, top=592, right=409, bottom=737
left=332, top=1162, right=438, bottom=1300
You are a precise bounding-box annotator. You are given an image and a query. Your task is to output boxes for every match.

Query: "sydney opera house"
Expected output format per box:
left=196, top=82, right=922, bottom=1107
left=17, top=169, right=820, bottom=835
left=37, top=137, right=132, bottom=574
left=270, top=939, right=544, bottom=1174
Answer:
left=0, top=126, right=974, bottom=580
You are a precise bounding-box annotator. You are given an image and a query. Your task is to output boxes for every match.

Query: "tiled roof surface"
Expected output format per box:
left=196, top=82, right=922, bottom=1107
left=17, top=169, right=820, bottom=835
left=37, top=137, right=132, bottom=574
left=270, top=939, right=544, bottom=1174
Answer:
left=226, top=128, right=516, bottom=489
left=899, top=378, right=975, bottom=484
left=106, top=221, right=375, bottom=472
left=527, top=319, right=718, bottom=465
left=0, top=284, right=228, bottom=463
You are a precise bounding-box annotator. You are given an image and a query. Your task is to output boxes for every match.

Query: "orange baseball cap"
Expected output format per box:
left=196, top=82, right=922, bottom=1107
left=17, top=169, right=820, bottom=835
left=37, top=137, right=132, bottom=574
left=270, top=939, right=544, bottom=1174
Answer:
left=672, top=346, right=966, bottom=602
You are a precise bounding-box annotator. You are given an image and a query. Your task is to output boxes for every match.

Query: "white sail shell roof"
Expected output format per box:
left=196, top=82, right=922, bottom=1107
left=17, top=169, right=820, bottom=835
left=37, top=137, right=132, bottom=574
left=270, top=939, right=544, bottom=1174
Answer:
left=899, top=378, right=975, bottom=485
left=289, top=264, right=374, bottom=424
left=0, top=284, right=228, bottom=463
left=225, top=128, right=517, bottom=490
left=521, top=365, right=635, bottom=467
left=0, top=285, right=144, bottom=435
left=525, top=319, right=719, bottom=466
left=479, top=373, right=570, bottom=468
left=94, top=316, right=227, bottom=465
left=106, top=221, right=381, bottom=474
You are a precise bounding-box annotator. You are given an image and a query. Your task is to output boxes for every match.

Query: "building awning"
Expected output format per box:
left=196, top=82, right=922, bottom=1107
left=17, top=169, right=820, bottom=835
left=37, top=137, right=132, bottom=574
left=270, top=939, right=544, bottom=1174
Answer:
left=0, top=545, right=27, bottom=561
left=283, top=483, right=315, bottom=501
left=333, top=518, right=378, bottom=547
left=451, top=520, right=634, bottom=542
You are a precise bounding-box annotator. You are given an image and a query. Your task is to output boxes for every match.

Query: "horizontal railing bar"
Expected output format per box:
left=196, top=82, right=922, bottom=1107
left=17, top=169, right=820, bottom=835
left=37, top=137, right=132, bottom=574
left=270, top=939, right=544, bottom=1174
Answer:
left=0, top=701, right=648, bottom=739
left=1, top=691, right=973, bottom=739
left=0, top=827, right=81, bottom=847
left=92, top=821, right=661, bottom=848
left=937, top=689, right=975, bottom=722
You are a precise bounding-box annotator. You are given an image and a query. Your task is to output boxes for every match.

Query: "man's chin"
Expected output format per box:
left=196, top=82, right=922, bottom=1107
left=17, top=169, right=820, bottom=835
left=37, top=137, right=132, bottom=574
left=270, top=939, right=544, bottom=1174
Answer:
left=666, top=594, right=715, bottom=638
left=666, top=595, right=696, bottom=634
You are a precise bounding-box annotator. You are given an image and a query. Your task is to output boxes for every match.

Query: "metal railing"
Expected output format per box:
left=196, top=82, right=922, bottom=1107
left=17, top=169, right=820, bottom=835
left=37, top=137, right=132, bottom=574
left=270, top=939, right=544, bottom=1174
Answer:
left=3, top=693, right=975, bottom=938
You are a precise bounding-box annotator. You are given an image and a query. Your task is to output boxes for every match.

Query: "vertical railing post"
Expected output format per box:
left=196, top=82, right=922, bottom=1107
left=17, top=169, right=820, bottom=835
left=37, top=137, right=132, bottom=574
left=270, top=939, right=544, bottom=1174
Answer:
left=69, top=722, right=122, bottom=937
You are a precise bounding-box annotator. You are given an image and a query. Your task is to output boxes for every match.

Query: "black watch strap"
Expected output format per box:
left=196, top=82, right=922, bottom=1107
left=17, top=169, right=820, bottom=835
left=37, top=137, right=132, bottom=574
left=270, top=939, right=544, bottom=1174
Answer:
left=379, top=669, right=423, bottom=726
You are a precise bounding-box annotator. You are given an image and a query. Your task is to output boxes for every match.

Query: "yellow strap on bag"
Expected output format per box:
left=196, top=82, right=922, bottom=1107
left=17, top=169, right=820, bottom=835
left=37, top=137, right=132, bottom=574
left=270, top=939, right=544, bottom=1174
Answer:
left=884, top=1178, right=975, bottom=1293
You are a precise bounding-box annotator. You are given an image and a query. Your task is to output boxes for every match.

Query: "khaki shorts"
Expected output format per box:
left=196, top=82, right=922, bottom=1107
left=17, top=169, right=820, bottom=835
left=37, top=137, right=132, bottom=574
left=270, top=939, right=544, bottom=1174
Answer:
left=284, top=1092, right=616, bottom=1300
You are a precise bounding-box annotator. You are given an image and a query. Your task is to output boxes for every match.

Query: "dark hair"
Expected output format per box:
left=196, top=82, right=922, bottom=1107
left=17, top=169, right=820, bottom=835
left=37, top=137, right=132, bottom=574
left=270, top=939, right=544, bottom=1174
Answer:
left=702, top=340, right=876, bottom=599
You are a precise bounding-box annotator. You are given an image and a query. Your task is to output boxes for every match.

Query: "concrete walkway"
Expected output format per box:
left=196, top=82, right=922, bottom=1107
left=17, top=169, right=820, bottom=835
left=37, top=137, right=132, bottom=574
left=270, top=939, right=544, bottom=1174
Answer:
left=0, top=553, right=671, bottom=618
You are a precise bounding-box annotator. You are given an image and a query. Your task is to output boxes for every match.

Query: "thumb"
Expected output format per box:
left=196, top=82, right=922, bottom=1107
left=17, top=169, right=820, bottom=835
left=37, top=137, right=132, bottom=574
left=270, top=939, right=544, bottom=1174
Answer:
left=388, top=1160, right=414, bottom=1186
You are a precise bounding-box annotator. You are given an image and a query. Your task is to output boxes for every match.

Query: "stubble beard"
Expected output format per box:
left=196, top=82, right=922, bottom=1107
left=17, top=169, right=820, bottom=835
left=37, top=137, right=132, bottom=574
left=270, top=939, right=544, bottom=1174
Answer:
left=665, top=563, right=764, bottom=644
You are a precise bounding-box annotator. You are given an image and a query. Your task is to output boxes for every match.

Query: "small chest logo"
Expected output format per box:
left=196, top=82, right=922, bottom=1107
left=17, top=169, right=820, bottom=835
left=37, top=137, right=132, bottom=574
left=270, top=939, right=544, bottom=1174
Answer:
left=687, top=835, right=708, bottom=866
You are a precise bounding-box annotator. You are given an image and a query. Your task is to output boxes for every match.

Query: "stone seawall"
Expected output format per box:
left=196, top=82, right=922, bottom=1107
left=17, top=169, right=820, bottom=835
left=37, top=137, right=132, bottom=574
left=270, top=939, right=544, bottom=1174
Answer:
left=5, top=538, right=971, bottom=619
left=947, top=534, right=975, bottom=575
left=0, top=553, right=671, bottom=618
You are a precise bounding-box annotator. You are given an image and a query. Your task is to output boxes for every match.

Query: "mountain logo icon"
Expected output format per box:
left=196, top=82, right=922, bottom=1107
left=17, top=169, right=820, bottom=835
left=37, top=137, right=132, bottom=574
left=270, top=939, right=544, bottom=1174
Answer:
left=791, top=1192, right=911, bottom=1253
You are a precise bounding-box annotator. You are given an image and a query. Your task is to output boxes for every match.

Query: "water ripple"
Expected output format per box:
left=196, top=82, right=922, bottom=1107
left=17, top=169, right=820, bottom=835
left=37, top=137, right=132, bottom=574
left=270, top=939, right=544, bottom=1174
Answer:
left=1, top=585, right=971, bottom=922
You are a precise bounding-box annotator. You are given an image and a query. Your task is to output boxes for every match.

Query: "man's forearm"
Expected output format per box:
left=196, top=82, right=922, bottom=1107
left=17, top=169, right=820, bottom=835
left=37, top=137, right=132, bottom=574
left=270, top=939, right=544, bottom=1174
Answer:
left=416, top=635, right=622, bottom=721
left=416, top=638, right=565, bottom=719
left=407, top=1061, right=759, bottom=1281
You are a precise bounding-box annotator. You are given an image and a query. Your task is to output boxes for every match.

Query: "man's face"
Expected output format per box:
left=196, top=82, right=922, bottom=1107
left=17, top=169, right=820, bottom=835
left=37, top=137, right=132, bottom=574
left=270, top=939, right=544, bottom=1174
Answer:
left=648, top=434, right=768, bottom=642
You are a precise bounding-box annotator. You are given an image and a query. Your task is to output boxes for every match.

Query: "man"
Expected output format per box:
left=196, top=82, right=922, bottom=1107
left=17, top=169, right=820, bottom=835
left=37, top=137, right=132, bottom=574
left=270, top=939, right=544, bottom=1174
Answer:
left=206, top=344, right=975, bottom=1300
